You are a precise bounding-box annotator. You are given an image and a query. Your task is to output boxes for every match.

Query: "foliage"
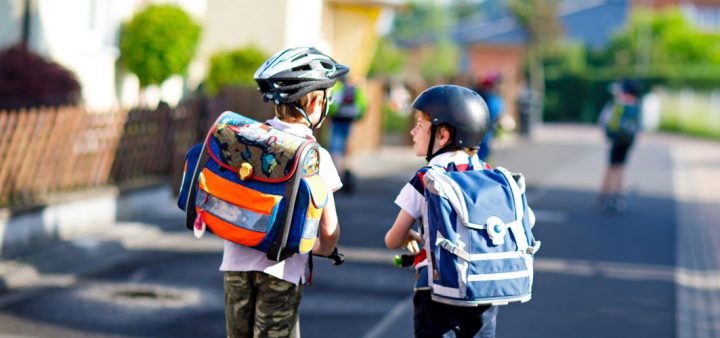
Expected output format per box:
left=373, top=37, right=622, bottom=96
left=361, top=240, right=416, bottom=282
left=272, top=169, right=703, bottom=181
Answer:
left=0, top=44, right=81, bottom=109
left=603, top=8, right=720, bottom=75
left=386, top=0, right=461, bottom=81
left=383, top=104, right=409, bottom=133
left=368, top=37, right=407, bottom=77
left=119, top=4, right=201, bottom=88
left=544, top=7, right=720, bottom=123
left=508, top=0, right=563, bottom=49
left=509, top=0, right=563, bottom=124
left=392, top=1, right=449, bottom=44
left=543, top=41, right=588, bottom=78
left=205, top=46, right=268, bottom=96
left=419, top=37, right=460, bottom=80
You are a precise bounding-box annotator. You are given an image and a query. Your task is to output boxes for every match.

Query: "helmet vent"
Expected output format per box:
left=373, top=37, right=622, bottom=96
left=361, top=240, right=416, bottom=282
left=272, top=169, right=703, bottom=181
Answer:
left=292, top=53, right=310, bottom=62
left=292, top=65, right=312, bottom=72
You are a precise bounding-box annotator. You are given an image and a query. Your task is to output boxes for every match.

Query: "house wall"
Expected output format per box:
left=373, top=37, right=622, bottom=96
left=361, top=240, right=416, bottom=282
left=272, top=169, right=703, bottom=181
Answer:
left=467, top=44, right=525, bottom=122
left=0, top=0, right=23, bottom=49
left=327, top=3, right=383, bottom=77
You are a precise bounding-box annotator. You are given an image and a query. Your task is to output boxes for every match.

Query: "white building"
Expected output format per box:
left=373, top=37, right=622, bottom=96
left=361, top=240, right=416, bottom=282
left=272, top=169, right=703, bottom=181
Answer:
left=0, top=0, right=398, bottom=111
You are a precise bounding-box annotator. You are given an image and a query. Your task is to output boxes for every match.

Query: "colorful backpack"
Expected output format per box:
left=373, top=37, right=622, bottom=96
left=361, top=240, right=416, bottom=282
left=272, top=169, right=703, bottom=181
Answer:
left=606, top=102, right=640, bottom=143
left=421, top=159, right=540, bottom=306
left=177, top=111, right=327, bottom=261
left=330, top=83, right=366, bottom=121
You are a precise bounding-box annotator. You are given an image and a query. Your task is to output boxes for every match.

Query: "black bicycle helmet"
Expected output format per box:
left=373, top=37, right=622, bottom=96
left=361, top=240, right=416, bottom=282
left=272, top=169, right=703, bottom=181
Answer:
left=412, top=85, right=490, bottom=161
left=254, top=47, right=349, bottom=129
left=621, top=78, right=642, bottom=97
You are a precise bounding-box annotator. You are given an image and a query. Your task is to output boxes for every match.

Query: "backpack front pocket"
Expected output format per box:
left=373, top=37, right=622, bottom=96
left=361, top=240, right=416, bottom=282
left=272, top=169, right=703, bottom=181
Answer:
left=196, top=168, right=282, bottom=246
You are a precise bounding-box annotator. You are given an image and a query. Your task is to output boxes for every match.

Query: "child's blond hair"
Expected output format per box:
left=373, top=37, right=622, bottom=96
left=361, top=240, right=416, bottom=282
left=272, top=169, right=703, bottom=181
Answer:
left=274, top=89, right=328, bottom=123
left=416, top=110, right=478, bottom=157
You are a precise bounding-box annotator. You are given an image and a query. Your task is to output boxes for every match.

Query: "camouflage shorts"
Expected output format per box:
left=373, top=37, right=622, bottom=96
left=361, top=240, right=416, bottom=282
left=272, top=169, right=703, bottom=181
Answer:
left=224, top=271, right=303, bottom=338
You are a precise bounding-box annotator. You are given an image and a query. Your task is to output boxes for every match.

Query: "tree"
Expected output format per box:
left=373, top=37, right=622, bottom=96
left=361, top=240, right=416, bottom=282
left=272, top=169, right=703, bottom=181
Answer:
left=205, top=46, right=267, bottom=96
left=390, top=0, right=461, bottom=81
left=509, top=0, right=563, bottom=122
left=119, top=4, right=201, bottom=89
left=368, top=36, right=407, bottom=77
left=605, top=8, right=720, bottom=76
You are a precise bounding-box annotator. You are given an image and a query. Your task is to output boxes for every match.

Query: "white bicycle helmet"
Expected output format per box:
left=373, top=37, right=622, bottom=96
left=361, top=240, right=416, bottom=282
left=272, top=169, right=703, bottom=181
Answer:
left=255, top=47, right=349, bottom=129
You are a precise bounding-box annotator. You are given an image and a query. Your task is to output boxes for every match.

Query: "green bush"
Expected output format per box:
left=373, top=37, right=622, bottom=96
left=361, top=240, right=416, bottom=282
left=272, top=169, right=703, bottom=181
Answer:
left=205, top=46, right=267, bottom=96
left=383, top=104, right=409, bottom=134
left=119, top=4, right=201, bottom=88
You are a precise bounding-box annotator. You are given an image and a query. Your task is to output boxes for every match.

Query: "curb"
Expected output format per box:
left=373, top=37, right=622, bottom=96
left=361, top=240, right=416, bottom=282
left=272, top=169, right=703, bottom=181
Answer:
left=0, top=183, right=175, bottom=259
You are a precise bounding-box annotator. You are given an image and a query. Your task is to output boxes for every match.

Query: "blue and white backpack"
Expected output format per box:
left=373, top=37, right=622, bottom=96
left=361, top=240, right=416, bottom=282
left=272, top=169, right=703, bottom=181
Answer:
left=421, top=159, right=540, bottom=306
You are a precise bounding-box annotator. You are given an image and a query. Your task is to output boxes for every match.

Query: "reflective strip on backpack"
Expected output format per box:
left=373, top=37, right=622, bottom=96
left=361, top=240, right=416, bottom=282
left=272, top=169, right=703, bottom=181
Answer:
left=467, top=270, right=530, bottom=282
left=432, top=283, right=463, bottom=299
left=437, top=237, right=526, bottom=261
left=196, top=190, right=274, bottom=233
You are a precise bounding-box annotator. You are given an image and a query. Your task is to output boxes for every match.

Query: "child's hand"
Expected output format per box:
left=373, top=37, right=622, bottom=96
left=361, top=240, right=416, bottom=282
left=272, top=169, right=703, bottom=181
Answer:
left=401, top=231, right=422, bottom=254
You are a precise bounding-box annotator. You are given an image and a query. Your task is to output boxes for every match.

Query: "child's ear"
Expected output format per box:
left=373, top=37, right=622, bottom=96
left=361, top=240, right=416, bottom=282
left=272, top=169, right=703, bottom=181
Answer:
left=311, top=95, right=324, bottom=111
left=438, top=127, right=452, bottom=146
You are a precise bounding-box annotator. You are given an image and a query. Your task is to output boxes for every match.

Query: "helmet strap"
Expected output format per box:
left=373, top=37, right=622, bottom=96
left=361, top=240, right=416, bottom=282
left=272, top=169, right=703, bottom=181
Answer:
left=293, top=103, right=314, bottom=129
left=425, top=125, right=437, bottom=162
left=292, top=90, right=330, bottom=130
left=425, top=124, right=454, bottom=162
left=315, top=90, right=330, bottom=129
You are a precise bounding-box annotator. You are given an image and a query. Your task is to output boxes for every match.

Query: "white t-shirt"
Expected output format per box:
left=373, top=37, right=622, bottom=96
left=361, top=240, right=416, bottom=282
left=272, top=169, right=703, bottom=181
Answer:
left=219, top=117, right=343, bottom=285
left=394, top=151, right=477, bottom=219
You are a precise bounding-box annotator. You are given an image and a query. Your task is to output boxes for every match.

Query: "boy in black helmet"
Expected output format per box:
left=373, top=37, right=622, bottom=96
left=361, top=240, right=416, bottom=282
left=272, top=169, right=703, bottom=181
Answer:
left=222, top=47, right=348, bottom=338
left=385, top=85, right=498, bottom=338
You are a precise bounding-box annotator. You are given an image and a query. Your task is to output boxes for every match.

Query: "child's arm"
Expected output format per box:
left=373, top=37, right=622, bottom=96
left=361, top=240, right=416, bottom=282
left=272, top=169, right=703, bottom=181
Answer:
left=313, top=192, right=340, bottom=256
left=385, top=210, right=421, bottom=253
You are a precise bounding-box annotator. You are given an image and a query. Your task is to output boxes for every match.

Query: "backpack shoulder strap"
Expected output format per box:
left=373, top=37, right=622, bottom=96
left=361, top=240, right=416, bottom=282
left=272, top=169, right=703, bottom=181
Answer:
left=185, top=138, right=211, bottom=230
left=495, top=167, right=532, bottom=253
left=423, top=167, right=486, bottom=230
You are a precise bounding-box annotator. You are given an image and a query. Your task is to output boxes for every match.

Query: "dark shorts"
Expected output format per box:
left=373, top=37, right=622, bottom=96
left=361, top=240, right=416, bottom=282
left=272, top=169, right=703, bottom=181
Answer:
left=413, top=290, right=498, bottom=338
left=609, top=137, right=634, bottom=165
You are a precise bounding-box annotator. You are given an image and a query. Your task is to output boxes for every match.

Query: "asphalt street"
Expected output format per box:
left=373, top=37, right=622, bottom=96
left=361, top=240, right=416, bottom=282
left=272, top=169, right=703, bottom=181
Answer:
left=0, top=124, right=718, bottom=338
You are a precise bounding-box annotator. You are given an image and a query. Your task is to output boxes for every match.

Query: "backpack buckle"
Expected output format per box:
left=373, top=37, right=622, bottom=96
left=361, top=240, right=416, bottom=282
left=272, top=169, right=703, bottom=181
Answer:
left=486, top=216, right=507, bottom=246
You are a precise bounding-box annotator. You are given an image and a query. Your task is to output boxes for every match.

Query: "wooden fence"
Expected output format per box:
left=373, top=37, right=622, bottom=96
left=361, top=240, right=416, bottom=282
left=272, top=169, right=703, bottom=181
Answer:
left=0, top=82, right=385, bottom=208
left=0, top=106, right=124, bottom=206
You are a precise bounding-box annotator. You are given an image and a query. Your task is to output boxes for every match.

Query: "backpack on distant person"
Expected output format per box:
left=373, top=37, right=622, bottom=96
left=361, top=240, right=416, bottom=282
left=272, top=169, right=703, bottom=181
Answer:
left=421, top=157, right=540, bottom=306
left=605, top=102, right=640, bottom=143
left=177, top=111, right=327, bottom=262
left=332, top=84, right=362, bottom=120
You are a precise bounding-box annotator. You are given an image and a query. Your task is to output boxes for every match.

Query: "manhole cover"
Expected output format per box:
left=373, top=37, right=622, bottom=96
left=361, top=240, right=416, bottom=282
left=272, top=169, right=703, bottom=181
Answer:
left=112, top=289, right=181, bottom=301
left=79, top=283, right=201, bottom=308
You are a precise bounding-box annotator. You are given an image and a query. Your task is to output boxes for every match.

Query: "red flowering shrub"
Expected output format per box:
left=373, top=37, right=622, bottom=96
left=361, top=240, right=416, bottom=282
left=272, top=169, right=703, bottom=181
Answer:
left=0, top=44, right=81, bottom=109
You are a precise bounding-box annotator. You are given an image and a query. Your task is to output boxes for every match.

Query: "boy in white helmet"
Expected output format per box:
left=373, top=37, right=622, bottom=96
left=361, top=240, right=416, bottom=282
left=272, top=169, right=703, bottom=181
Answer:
left=222, top=47, right=347, bottom=338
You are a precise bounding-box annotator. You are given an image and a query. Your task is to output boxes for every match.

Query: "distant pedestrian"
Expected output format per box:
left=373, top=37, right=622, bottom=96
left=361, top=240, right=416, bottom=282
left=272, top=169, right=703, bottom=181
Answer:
left=475, top=71, right=504, bottom=161
left=327, top=75, right=367, bottom=194
left=598, top=79, right=643, bottom=212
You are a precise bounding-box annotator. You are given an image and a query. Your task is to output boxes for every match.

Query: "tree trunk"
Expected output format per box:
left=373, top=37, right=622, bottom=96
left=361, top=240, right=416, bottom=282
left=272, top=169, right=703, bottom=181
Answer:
left=21, top=0, right=31, bottom=47
left=527, top=48, right=545, bottom=129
